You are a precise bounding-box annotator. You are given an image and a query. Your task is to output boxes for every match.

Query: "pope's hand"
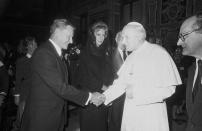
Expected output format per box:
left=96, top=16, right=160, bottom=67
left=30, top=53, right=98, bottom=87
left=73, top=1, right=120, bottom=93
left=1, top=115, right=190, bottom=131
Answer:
left=125, top=85, right=133, bottom=99
left=90, top=92, right=106, bottom=106
left=101, top=85, right=109, bottom=91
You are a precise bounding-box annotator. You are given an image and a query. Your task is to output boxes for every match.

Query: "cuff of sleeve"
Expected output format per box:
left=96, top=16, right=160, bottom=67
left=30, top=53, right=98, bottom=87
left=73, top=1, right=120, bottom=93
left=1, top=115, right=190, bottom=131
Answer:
left=14, top=94, right=20, bottom=97
left=103, top=92, right=110, bottom=105
left=0, top=92, right=6, bottom=96
left=85, top=92, right=92, bottom=105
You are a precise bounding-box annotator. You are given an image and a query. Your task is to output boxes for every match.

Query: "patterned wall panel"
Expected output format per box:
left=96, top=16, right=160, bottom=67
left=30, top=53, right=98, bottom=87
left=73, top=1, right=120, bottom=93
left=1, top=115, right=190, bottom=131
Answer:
left=193, top=0, right=202, bottom=13
left=145, top=0, right=195, bottom=48
left=132, top=0, right=143, bottom=23
left=147, top=0, right=157, bottom=26
left=160, top=0, right=187, bottom=25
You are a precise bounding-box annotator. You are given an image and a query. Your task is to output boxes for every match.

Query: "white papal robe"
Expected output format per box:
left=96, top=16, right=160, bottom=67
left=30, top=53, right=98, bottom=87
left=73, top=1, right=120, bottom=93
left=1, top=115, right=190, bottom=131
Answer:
left=103, top=41, right=182, bottom=131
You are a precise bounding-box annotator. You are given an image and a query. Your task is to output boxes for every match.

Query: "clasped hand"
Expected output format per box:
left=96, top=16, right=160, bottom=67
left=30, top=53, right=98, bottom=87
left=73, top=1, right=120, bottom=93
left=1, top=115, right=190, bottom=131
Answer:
left=90, top=92, right=106, bottom=107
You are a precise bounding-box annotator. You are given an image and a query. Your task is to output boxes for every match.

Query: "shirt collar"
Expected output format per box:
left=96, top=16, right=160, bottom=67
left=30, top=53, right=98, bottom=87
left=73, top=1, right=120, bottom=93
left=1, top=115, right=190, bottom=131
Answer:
left=118, top=47, right=123, bottom=54
left=196, top=58, right=202, bottom=65
left=49, top=39, right=62, bottom=56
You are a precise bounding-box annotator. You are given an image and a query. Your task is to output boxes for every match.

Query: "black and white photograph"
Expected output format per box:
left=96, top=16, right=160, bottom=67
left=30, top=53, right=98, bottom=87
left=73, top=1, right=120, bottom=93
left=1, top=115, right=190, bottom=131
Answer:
left=0, top=0, right=202, bottom=131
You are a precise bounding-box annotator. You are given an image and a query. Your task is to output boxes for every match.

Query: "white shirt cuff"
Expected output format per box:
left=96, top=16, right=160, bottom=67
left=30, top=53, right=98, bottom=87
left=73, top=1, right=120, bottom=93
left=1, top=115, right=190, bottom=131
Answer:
left=0, top=92, right=6, bottom=96
left=85, top=92, right=92, bottom=105
left=14, top=94, right=20, bottom=97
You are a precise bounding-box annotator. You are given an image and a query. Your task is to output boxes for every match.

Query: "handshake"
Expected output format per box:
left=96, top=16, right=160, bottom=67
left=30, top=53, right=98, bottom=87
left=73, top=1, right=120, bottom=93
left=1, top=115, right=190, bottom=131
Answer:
left=90, top=92, right=106, bottom=107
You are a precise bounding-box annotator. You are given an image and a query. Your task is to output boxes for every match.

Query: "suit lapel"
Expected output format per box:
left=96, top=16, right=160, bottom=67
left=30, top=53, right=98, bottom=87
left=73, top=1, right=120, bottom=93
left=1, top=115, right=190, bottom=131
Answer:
left=61, top=60, right=69, bottom=82
left=46, top=41, right=69, bottom=83
left=118, top=50, right=124, bottom=63
left=47, top=40, right=61, bottom=59
left=189, top=64, right=202, bottom=121
left=187, top=63, right=196, bottom=116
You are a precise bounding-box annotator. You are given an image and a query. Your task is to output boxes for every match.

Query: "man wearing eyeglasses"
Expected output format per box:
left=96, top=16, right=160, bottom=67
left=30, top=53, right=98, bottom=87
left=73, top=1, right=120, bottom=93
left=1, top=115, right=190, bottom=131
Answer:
left=177, top=13, right=202, bottom=131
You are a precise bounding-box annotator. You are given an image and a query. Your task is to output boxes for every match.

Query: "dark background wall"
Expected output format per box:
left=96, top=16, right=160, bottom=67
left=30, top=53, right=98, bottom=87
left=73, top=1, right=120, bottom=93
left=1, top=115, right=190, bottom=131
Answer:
left=0, top=0, right=202, bottom=49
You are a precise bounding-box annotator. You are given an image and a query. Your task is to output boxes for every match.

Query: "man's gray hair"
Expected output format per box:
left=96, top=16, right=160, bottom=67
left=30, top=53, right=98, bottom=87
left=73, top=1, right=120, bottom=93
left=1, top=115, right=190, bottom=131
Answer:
left=115, top=31, right=122, bottom=43
left=50, top=19, right=75, bottom=34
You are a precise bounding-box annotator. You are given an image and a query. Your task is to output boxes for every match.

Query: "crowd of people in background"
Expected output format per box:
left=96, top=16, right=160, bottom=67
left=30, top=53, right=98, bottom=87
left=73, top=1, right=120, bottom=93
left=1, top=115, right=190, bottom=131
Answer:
left=0, top=12, right=202, bottom=131
left=0, top=37, right=38, bottom=131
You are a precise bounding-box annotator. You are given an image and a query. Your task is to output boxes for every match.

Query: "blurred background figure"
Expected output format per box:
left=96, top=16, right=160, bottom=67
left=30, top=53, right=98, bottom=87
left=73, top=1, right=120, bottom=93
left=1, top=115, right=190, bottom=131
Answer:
left=108, top=31, right=127, bottom=131
left=76, top=21, right=113, bottom=131
left=0, top=44, right=9, bottom=129
left=12, top=36, right=37, bottom=131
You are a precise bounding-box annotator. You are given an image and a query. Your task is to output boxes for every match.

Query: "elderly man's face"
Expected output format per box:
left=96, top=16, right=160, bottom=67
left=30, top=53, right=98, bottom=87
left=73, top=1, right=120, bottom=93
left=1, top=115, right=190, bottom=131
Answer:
left=177, top=16, right=202, bottom=57
left=116, top=33, right=125, bottom=50
left=122, top=27, right=139, bottom=52
left=56, top=25, right=74, bottom=49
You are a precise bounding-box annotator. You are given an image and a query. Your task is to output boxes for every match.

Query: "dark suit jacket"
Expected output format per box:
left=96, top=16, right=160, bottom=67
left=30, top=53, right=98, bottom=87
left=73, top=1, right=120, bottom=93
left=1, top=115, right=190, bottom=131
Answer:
left=108, top=48, right=126, bottom=131
left=15, top=56, right=31, bottom=102
left=20, top=41, right=89, bottom=131
left=186, top=62, right=202, bottom=131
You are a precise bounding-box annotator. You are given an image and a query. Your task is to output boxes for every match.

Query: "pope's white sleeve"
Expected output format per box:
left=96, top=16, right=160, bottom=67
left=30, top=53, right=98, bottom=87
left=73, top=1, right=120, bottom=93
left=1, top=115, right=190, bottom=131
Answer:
left=133, top=86, right=176, bottom=105
left=103, top=79, right=126, bottom=105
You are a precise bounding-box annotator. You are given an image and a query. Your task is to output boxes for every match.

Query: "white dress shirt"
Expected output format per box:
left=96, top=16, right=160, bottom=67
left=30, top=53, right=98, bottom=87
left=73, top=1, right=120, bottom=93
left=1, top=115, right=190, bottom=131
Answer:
left=49, top=39, right=62, bottom=56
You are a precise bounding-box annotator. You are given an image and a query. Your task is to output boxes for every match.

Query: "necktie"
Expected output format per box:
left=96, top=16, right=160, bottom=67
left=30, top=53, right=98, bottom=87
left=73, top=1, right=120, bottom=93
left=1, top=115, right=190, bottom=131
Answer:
left=60, top=49, right=66, bottom=61
left=123, top=50, right=127, bottom=61
left=60, top=55, right=64, bottom=61
left=60, top=53, right=66, bottom=62
left=192, top=60, right=202, bottom=102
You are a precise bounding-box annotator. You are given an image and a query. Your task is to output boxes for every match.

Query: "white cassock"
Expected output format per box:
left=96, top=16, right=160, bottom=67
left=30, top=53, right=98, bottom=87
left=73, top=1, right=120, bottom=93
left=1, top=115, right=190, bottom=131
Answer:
left=103, top=41, right=182, bottom=131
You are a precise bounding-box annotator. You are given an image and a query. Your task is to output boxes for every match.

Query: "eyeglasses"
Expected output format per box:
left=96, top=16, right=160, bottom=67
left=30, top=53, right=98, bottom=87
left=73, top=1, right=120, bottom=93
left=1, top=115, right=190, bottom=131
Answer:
left=178, top=30, right=196, bottom=42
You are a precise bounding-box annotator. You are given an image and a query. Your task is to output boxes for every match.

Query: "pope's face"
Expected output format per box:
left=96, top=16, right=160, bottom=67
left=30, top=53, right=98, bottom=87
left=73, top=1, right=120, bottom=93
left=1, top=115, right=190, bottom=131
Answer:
left=122, top=28, right=139, bottom=52
left=117, top=37, right=126, bottom=50
left=57, top=25, right=74, bottom=49
left=94, top=29, right=106, bottom=47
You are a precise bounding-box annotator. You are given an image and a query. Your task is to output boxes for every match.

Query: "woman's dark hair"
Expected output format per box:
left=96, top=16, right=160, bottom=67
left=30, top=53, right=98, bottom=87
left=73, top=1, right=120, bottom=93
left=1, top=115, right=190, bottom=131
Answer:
left=85, top=21, right=112, bottom=57
left=17, top=36, right=36, bottom=55
left=23, top=36, right=36, bottom=47
left=89, top=21, right=109, bottom=44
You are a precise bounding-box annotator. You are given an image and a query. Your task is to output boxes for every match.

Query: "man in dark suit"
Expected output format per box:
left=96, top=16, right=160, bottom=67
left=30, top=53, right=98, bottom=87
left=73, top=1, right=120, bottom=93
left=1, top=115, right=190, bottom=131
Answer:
left=20, top=19, right=103, bottom=131
left=177, top=13, right=202, bottom=131
left=108, top=31, right=127, bottom=131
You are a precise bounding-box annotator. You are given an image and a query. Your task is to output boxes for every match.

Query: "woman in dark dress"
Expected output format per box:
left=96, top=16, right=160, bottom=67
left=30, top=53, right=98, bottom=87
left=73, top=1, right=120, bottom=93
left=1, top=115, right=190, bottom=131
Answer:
left=77, top=21, right=113, bottom=131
